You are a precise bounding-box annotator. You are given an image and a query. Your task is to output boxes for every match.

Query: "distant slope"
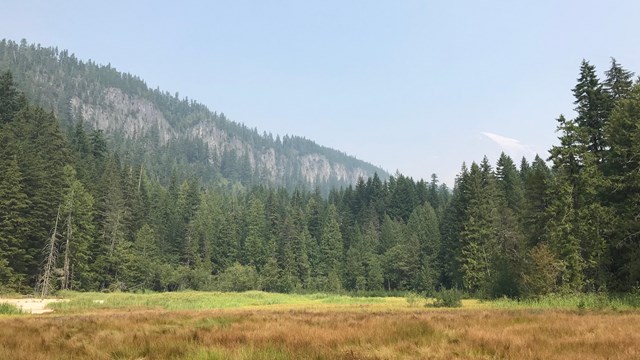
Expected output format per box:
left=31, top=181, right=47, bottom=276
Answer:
left=0, top=39, right=388, bottom=191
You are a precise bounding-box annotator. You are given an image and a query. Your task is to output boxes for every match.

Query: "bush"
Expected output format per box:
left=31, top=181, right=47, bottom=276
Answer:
left=0, top=303, right=22, bottom=315
left=521, top=243, right=563, bottom=298
left=430, top=288, right=463, bottom=308
left=405, top=292, right=422, bottom=307
left=216, top=263, right=260, bottom=292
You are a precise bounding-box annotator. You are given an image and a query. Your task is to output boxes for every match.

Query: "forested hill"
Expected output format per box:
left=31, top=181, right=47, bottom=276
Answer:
left=2, top=43, right=640, bottom=299
left=0, top=39, right=388, bottom=192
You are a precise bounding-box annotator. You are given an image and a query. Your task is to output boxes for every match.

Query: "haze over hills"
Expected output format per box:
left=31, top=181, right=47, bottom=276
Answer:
left=0, top=39, right=388, bottom=192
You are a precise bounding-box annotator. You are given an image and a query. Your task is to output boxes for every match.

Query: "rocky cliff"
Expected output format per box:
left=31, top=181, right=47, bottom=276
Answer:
left=0, top=39, right=388, bottom=191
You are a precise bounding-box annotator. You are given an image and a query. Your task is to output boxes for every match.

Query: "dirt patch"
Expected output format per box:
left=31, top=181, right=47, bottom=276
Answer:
left=0, top=298, right=68, bottom=314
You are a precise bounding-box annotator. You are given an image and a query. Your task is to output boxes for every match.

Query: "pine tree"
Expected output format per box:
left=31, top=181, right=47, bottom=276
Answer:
left=603, top=83, right=640, bottom=289
left=344, top=226, right=367, bottom=291
left=604, top=58, right=634, bottom=102
left=545, top=177, right=584, bottom=292
left=573, top=60, right=609, bottom=160
left=0, top=71, right=26, bottom=124
left=14, top=106, right=69, bottom=281
left=176, top=178, right=201, bottom=266
left=291, top=208, right=311, bottom=287
left=383, top=233, right=420, bottom=291
left=406, top=202, right=441, bottom=292
left=362, top=220, right=384, bottom=290
left=493, top=153, right=527, bottom=297
left=93, top=155, right=130, bottom=290
left=439, top=163, right=470, bottom=288
left=0, top=151, right=31, bottom=288
left=379, top=214, right=402, bottom=254
left=521, top=155, right=551, bottom=246
left=59, top=165, right=95, bottom=290
left=459, top=159, right=499, bottom=295
left=243, top=196, right=267, bottom=269
left=387, top=173, right=418, bottom=222
left=496, top=153, right=524, bottom=215
left=214, top=197, right=241, bottom=271
left=547, top=111, right=609, bottom=292
left=317, top=204, right=343, bottom=288
left=130, top=224, right=160, bottom=289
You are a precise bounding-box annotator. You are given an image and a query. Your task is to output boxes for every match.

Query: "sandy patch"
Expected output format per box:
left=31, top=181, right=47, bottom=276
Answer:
left=0, top=298, right=68, bottom=314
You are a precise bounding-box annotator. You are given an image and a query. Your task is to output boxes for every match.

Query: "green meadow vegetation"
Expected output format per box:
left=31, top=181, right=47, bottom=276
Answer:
left=0, top=302, right=21, bottom=315
left=48, top=290, right=391, bottom=313
left=33, top=290, right=640, bottom=313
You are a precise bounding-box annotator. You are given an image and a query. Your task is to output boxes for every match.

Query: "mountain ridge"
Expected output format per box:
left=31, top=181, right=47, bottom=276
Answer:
left=0, top=39, right=388, bottom=192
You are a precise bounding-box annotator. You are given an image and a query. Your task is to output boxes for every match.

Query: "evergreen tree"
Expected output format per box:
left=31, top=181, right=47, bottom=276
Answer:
left=603, top=84, right=640, bottom=289
left=383, top=234, right=420, bottom=291
left=496, top=153, right=524, bottom=215
left=547, top=112, right=609, bottom=291
left=344, top=226, right=367, bottom=291
left=317, top=204, right=343, bottom=290
left=0, top=71, right=26, bottom=124
left=0, top=151, right=31, bottom=289
left=59, top=165, right=95, bottom=290
left=459, top=159, right=499, bottom=295
left=521, top=155, right=551, bottom=246
left=362, top=220, right=384, bottom=290
left=93, top=155, right=130, bottom=290
left=291, top=208, right=312, bottom=288
left=387, top=173, right=418, bottom=222
left=439, top=163, right=470, bottom=288
left=544, top=177, right=584, bottom=292
left=14, top=106, right=70, bottom=280
left=572, top=60, right=609, bottom=160
left=243, top=196, right=267, bottom=269
left=406, top=202, right=441, bottom=292
left=130, top=224, right=161, bottom=290
left=604, top=58, right=634, bottom=102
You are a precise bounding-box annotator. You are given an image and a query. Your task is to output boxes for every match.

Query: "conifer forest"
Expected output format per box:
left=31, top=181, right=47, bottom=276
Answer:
left=2, top=40, right=640, bottom=299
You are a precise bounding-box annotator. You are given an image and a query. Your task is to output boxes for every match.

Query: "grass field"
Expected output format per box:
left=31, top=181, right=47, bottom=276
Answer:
left=1, top=291, right=639, bottom=359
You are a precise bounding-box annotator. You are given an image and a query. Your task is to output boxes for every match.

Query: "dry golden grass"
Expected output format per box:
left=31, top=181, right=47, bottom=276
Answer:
left=1, top=306, right=639, bottom=359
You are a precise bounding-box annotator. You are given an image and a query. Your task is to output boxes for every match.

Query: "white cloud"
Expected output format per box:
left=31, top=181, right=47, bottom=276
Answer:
left=481, top=131, right=535, bottom=157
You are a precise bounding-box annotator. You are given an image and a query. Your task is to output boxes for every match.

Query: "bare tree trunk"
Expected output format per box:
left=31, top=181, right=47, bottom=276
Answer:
left=39, top=207, right=61, bottom=298
left=138, top=163, right=143, bottom=192
left=62, top=211, right=72, bottom=290
left=109, top=212, right=120, bottom=256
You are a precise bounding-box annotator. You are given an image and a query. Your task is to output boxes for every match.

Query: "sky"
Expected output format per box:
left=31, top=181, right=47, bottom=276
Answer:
left=2, top=0, right=640, bottom=186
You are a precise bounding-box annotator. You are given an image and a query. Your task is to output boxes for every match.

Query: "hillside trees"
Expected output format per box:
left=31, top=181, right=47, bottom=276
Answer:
left=0, top=40, right=389, bottom=194
left=2, top=58, right=640, bottom=298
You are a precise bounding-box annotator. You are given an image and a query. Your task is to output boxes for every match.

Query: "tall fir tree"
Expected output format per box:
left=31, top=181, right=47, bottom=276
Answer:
left=317, top=204, right=343, bottom=291
left=603, top=83, right=640, bottom=289
left=572, top=60, right=609, bottom=161
left=406, top=202, right=441, bottom=292
left=0, top=150, right=31, bottom=289
left=459, top=159, right=499, bottom=295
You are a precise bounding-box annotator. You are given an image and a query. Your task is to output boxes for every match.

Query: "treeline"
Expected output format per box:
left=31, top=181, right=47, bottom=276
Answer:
left=2, top=58, right=640, bottom=297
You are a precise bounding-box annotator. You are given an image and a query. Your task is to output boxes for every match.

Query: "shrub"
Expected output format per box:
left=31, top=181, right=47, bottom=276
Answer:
left=430, top=288, right=463, bottom=308
left=521, top=243, right=563, bottom=298
left=405, top=292, right=422, bottom=307
left=0, top=303, right=22, bottom=315
left=216, top=263, right=260, bottom=292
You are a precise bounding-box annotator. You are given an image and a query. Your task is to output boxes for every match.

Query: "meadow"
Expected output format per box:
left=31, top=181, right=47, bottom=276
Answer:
left=1, top=291, right=639, bottom=359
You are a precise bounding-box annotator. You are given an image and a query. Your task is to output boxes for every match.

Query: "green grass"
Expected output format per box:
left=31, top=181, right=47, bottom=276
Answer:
left=40, top=290, right=640, bottom=314
left=484, top=292, right=640, bottom=311
left=49, top=290, right=392, bottom=313
left=0, top=303, right=22, bottom=315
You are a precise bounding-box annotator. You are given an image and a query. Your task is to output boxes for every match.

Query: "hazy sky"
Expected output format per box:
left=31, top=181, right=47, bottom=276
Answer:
left=3, top=0, right=640, bottom=185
